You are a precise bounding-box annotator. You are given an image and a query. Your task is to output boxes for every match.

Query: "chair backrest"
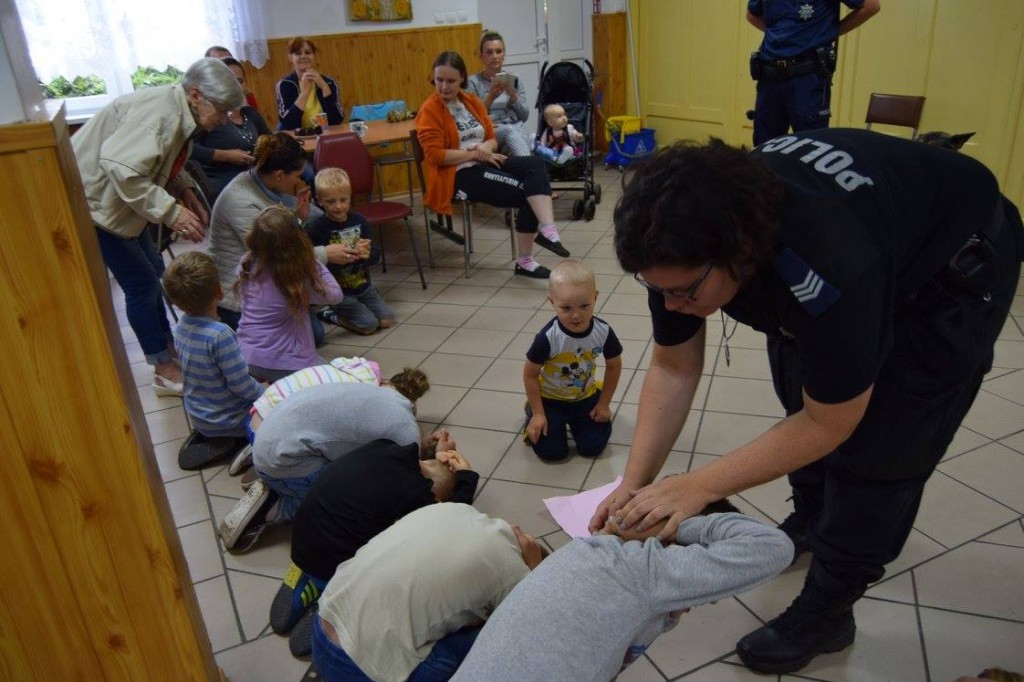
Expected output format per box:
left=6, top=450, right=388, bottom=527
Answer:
left=408, top=129, right=428, bottom=196
left=312, top=132, right=375, bottom=197
left=865, top=93, right=926, bottom=137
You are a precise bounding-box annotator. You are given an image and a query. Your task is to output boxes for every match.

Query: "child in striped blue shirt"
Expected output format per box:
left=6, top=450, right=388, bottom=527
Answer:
left=163, top=252, right=264, bottom=444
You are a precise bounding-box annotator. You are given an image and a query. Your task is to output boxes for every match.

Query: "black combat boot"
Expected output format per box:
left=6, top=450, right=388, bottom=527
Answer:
left=735, top=561, right=864, bottom=674
left=777, top=510, right=811, bottom=564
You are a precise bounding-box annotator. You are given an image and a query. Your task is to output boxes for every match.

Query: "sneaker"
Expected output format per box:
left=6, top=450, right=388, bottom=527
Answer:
left=178, top=432, right=245, bottom=471
left=533, top=233, right=570, bottom=258
left=270, top=563, right=323, bottom=635
left=289, top=603, right=318, bottom=657
left=514, top=263, right=551, bottom=279
left=522, top=402, right=533, bottom=444
left=228, top=443, right=253, bottom=476
left=152, top=373, right=184, bottom=397
left=218, top=479, right=278, bottom=551
left=378, top=318, right=395, bottom=329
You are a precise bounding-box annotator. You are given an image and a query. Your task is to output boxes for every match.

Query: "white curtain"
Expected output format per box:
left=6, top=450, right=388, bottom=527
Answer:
left=15, top=0, right=268, bottom=85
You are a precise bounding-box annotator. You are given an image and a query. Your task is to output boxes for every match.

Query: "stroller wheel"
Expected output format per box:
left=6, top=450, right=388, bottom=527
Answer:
left=583, top=198, right=597, bottom=221
left=594, top=184, right=603, bottom=205
left=572, top=200, right=585, bottom=221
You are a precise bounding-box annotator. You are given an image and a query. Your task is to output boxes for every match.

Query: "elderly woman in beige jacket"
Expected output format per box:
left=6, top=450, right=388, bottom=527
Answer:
left=73, top=58, right=243, bottom=395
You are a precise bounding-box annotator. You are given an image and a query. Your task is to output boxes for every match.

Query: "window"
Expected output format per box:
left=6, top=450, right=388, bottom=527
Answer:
left=15, top=0, right=268, bottom=121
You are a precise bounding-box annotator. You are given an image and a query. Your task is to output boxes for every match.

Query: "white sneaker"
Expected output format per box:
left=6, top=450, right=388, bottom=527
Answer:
left=219, top=479, right=273, bottom=550
left=152, top=373, right=184, bottom=397
left=228, top=443, right=253, bottom=476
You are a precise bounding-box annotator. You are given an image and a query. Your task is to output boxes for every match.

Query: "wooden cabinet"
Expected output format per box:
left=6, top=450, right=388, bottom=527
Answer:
left=592, top=12, right=628, bottom=151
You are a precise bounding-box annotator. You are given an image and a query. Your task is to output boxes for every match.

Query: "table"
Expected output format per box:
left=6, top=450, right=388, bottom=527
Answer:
left=299, top=119, right=416, bottom=153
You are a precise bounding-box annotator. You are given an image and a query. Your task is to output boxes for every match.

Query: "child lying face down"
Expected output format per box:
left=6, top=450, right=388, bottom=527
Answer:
left=312, top=503, right=547, bottom=682
left=451, top=500, right=793, bottom=682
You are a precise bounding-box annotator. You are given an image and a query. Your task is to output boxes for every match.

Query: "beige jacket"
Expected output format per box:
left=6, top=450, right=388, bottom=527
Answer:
left=72, top=85, right=196, bottom=238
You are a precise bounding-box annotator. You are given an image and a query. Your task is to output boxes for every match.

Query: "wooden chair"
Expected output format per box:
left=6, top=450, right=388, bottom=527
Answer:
left=313, top=132, right=426, bottom=289
left=350, top=100, right=416, bottom=205
left=408, top=131, right=518, bottom=279
left=865, top=93, right=926, bottom=139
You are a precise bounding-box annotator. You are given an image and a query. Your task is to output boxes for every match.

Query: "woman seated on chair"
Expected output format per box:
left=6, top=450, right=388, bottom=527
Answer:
left=415, top=50, right=568, bottom=279
left=207, top=132, right=358, bottom=329
left=191, top=58, right=272, bottom=202
left=466, top=30, right=532, bottom=157
left=275, top=36, right=345, bottom=131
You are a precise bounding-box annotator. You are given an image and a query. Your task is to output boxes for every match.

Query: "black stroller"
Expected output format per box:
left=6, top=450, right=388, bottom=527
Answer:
left=534, top=60, right=602, bottom=221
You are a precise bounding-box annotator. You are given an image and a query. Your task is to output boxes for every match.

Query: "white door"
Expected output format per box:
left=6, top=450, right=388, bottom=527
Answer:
left=477, top=0, right=593, bottom=133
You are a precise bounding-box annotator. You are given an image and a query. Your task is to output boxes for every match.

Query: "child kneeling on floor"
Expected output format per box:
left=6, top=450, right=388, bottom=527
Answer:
left=524, top=258, right=623, bottom=460
left=452, top=501, right=794, bottom=681
left=162, top=252, right=263, bottom=470
left=307, top=168, right=395, bottom=335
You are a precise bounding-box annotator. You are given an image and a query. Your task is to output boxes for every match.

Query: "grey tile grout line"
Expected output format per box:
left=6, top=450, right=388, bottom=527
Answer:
left=912, top=569, right=933, bottom=682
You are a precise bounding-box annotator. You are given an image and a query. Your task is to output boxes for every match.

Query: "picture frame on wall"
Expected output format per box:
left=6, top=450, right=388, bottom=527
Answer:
left=350, top=0, right=413, bottom=21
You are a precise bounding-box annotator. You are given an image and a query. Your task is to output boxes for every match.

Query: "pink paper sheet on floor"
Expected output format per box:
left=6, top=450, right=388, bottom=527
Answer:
left=543, top=476, right=622, bottom=539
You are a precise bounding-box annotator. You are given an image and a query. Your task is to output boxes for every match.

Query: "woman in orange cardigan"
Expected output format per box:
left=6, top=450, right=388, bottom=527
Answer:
left=416, top=51, right=568, bottom=278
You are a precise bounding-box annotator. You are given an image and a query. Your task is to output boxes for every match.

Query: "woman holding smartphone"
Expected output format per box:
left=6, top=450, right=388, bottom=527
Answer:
left=466, top=30, right=533, bottom=156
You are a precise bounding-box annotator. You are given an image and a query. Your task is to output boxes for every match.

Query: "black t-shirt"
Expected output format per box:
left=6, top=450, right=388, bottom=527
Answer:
left=291, top=439, right=480, bottom=581
left=650, top=128, right=1001, bottom=405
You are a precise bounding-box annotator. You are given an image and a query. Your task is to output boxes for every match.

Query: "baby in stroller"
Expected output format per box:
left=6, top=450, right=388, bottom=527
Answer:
left=536, top=104, right=584, bottom=164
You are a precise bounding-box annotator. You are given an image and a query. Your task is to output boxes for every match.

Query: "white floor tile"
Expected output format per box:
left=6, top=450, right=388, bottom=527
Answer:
left=938, top=441, right=1024, bottom=513
left=920, top=608, right=1024, bottom=682
left=914, top=541, right=1024, bottom=621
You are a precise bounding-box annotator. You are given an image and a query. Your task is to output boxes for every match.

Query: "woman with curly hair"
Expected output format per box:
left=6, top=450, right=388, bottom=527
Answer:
left=236, top=205, right=342, bottom=382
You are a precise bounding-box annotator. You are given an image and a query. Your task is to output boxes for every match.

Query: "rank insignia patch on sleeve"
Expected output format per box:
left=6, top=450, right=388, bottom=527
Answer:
left=773, top=248, right=841, bottom=317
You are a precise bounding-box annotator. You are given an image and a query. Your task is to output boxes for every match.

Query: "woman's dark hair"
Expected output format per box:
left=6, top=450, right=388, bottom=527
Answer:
left=220, top=56, right=244, bottom=73
left=431, top=50, right=468, bottom=89
left=613, top=138, right=784, bottom=275
left=479, top=29, right=504, bottom=53
left=253, top=132, right=306, bottom=174
left=287, top=36, right=317, bottom=55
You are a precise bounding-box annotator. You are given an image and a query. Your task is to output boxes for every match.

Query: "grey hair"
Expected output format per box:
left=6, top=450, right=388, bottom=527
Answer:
left=182, top=58, right=244, bottom=111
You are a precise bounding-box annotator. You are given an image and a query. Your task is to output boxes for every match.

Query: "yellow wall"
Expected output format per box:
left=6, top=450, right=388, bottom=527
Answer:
left=630, top=0, right=1024, bottom=205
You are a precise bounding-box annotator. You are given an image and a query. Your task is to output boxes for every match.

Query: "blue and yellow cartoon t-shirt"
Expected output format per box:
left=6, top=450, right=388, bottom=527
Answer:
left=526, top=317, right=623, bottom=402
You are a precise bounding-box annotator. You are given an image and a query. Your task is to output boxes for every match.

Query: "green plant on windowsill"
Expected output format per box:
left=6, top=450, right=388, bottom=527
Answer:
left=131, top=65, right=185, bottom=90
left=41, top=74, right=107, bottom=99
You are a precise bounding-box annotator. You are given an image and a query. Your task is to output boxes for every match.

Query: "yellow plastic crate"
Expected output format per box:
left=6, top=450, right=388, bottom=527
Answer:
left=606, top=115, right=642, bottom=143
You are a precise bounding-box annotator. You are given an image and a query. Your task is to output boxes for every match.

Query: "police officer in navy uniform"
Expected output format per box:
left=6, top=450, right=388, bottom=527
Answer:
left=748, top=0, right=880, bottom=146
left=590, top=129, right=1023, bottom=674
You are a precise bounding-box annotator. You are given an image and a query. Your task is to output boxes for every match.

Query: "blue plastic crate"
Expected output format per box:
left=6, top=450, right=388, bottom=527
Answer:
left=605, top=127, right=656, bottom=168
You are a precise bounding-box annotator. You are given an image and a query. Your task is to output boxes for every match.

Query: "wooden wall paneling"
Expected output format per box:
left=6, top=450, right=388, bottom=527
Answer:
left=243, top=25, right=482, bottom=199
left=0, top=109, right=218, bottom=680
left=592, top=12, right=628, bottom=151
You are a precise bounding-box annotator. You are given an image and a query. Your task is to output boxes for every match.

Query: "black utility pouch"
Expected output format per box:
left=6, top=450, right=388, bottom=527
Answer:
left=749, top=52, right=764, bottom=81
left=941, top=235, right=999, bottom=299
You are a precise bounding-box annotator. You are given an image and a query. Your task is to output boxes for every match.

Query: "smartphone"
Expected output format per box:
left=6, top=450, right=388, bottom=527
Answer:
left=494, top=72, right=510, bottom=87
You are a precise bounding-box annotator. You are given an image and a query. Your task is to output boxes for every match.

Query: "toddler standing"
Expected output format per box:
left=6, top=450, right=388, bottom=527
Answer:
left=236, top=205, right=342, bottom=382
left=524, top=258, right=623, bottom=460
left=307, top=168, right=395, bottom=335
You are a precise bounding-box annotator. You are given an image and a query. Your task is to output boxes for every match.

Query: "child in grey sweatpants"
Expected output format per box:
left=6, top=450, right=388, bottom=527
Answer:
left=452, top=511, right=793, bottom=682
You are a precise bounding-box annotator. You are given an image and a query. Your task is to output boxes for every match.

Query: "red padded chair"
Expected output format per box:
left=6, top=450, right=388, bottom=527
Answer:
left=313, top=132, right=426, bottom=289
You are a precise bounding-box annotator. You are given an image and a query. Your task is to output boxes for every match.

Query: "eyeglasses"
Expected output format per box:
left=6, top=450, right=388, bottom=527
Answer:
left=634, top=264, right=714, bottom=302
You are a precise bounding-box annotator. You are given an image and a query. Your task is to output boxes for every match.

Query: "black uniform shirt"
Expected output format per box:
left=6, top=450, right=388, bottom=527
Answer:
left=649, top=129, right=1000, bottom=405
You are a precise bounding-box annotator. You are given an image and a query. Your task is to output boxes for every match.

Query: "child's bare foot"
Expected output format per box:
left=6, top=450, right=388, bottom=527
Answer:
left=378, top=319, right=394, bottom=329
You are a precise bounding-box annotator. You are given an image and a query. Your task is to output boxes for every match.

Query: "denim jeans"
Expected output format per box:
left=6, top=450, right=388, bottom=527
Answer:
left=330, top=286, right=394, bottom=333
left=312, top=616, right=480, bottom=682
left=95, top=226, right=173, bottom=365
left=258, top=465, right=328, bottom=523
left=531, top=390, right=612, bottom=461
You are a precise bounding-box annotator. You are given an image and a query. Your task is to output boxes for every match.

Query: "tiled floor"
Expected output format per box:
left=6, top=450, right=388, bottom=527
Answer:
left=113, top=165, right=1024, bottom=681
